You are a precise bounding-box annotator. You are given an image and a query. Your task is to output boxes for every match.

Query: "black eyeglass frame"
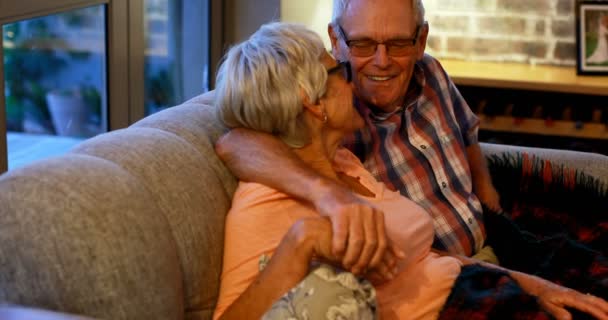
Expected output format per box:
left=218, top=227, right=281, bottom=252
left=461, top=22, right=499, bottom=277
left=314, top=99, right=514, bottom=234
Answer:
left=327, top=60, right=352, bottom=83
left=337, top=24, right=422, bottom=57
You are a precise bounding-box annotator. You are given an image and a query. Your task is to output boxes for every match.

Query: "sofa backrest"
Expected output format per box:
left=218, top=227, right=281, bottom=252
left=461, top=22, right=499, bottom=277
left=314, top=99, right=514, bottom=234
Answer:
left=0, top=92, right=237, bottom=320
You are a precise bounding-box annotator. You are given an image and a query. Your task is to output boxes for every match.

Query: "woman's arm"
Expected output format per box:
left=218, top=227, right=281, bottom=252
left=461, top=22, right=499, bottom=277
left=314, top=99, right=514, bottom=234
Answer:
left=433, top=250, right=608, bottom=320
left=215, top=128, right=398, bottom=276
left=219, top=217, right=336, bottom=320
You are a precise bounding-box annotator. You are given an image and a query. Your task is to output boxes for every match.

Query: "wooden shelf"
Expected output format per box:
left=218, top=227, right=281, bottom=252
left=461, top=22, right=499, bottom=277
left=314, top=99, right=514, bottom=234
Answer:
left=440, top=59, right=608, bottom=96
left=480, top=115, right=608, bottom=140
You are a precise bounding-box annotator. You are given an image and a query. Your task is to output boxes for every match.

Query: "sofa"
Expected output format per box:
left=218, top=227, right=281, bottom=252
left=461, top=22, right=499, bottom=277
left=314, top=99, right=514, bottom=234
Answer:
left=0, top=91, right=607, bottom=320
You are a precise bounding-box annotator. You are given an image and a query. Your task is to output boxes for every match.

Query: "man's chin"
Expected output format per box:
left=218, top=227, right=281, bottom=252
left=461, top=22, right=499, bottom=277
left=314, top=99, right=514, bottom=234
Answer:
left=365, top=97, right=400, bottom=113
left=358, top=89, right=399, bottom=110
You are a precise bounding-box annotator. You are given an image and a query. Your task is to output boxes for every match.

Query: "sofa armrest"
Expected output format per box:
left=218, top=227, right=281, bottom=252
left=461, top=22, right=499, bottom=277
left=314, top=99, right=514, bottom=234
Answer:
left=480, top=142, right=608, bottom=186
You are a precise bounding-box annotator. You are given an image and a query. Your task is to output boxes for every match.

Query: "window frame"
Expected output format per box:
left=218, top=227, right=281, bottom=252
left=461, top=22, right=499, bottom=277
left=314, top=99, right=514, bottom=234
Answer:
left=0, top=0, right=131, bottom=173
left=0, top=0, right=223, bottom=173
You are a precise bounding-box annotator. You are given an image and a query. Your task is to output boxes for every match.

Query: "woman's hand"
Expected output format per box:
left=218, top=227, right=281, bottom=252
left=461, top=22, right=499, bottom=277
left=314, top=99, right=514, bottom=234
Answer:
left=286, top=217, right=337, bottom=263
left=219, top=217, right=338, bottom=320
left=514, top=272, right=608, bottom=320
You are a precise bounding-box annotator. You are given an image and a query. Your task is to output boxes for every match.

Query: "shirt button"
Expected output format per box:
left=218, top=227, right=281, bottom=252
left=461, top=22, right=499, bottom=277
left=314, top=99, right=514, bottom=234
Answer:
left=420, top=145, right=427, bottom=149
left=441, top=182, right=447, bottom=188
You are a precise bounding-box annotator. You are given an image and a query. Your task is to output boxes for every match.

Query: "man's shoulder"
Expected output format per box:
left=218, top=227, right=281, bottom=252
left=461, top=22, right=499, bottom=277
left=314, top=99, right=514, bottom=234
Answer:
left=416, top=54, right=457, bottom=89
left=419, top=53, right=441, bottom=66
left=417, top=54, right=448, bottom=77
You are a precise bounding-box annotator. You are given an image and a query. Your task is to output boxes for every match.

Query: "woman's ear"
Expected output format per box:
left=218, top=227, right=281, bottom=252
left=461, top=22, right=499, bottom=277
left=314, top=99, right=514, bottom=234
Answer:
left=300, top=89, right=325, bottom=121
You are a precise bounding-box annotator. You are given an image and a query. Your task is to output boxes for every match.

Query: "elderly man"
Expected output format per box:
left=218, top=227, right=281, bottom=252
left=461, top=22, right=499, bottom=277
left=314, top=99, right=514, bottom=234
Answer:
left=217, top=0, right=498, bottom=271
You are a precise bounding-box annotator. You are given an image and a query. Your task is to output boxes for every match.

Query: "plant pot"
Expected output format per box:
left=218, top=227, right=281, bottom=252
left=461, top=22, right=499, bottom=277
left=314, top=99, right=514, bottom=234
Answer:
left=45, top=90, right=88, bottom=137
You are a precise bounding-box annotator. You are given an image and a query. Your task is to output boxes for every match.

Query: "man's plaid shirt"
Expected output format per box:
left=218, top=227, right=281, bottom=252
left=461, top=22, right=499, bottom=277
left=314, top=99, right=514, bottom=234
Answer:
left=344, top=54, right=485, bottom=256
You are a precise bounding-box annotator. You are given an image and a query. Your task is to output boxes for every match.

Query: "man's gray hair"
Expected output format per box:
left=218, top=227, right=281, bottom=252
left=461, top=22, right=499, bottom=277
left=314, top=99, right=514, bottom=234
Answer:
left=215, top=22, right=327, bottom=148
left=331, top=0, right=425, bottom=27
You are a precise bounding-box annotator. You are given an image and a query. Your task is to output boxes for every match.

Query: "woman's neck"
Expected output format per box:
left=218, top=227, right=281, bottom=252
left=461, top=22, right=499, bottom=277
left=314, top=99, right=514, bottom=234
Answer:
left=293, top=133, right=375, bottom=198
left=292, top=132, right=342, bottom=182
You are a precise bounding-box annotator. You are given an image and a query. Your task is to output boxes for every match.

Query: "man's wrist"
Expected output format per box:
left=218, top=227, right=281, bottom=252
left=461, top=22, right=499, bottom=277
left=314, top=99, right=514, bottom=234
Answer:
left=308, top=175, right=344, bottom=207
left=506, top=269, right=545, bottom=297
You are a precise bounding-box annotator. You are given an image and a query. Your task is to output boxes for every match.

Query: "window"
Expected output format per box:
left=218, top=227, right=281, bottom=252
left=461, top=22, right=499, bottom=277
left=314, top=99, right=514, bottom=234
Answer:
left=144, top=0, right=210, bottom=115
left=3, top=5, right=107, bottom=169
left=1, top=0, right=218, bottom=173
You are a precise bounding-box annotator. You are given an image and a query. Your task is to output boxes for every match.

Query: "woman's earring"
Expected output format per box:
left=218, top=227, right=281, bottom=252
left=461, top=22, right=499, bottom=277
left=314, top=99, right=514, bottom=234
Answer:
left=322, top=111, right=328, bottom=123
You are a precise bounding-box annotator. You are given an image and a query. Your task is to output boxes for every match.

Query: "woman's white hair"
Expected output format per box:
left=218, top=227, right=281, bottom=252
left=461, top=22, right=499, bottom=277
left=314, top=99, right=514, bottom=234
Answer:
left=215, top=22, right=328, bottom=148
left=331, top=0, right=425, bottom=27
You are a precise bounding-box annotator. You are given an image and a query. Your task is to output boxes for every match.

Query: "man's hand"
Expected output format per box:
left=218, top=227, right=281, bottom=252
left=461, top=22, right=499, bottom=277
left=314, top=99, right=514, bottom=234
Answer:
left=438, top=248, right=608, bottom=320
left=476, top=182, right=501, bottom=212
left=291, top=216, right=402, bottom=284
left=513, top=272, right=608, bottom=320
left=362, top=245, right=404, bottom=285
left=466, top=143, right=502, bottom=211
left=313, top=180, right=405, bottom=278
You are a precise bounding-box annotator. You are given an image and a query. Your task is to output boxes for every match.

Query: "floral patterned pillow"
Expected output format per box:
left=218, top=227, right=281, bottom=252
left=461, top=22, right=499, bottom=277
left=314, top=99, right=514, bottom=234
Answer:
left=261, top=262, right=377, bottom=320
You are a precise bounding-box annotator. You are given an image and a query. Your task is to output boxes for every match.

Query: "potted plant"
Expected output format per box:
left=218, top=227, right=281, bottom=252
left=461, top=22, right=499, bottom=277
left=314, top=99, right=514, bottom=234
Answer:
left=4, top=11, right=99, bottom=137
left=145, top=66, right=175, bottom=114
left=3, top=19, right=67, bottom=134
left=45, top=83, right=101, bottom=137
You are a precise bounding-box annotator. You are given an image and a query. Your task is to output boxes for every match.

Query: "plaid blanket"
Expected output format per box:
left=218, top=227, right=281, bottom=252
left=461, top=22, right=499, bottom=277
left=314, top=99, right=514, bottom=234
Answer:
left=438, top=152, right=607, bottom=319
left=439, top=264, right=551, bottom=320
left=486, top=153, right=607, bottom=299
left=490, top=153, right=607, bottom=255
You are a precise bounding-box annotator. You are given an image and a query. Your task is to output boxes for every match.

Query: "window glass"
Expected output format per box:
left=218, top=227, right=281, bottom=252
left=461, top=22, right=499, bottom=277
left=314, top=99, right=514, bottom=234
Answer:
left=3, top=5, right=107, bottom=169
left=144, top=0, right=209, bottom=115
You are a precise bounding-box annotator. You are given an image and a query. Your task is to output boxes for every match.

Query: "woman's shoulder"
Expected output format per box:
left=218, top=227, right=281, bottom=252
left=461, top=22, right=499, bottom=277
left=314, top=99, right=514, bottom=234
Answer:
left=333, top=148, right=385, bottom=198
left=334, top=147, right=365, bottom=166
left=333, top=148, right=373, bottom=177
left=229, top=181, right=294, bottom=215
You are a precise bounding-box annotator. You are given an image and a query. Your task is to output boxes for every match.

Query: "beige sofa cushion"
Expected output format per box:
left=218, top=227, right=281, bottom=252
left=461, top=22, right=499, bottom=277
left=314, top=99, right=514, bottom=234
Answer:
left=0, top=92, right=237, bottom=320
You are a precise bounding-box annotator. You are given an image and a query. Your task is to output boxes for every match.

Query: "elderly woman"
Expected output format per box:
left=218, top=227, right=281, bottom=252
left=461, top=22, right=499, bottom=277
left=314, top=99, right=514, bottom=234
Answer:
left=212, top=22, right=608, bottom=320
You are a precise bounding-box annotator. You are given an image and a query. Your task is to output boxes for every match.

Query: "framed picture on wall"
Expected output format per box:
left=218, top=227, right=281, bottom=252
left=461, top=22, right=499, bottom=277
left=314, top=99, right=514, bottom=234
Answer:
left=576, top=0, right=608, bottom=75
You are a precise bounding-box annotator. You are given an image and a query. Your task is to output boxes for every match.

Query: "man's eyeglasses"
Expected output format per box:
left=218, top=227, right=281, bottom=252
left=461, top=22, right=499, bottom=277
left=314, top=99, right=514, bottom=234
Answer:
left=337, top=24, right=421, bottom=57
left=327, top=60, right=352, bottom=83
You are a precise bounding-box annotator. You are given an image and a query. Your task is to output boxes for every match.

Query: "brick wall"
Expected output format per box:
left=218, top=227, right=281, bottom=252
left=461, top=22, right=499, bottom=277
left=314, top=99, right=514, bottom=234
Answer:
left=424, top=0, right=577, bottom=66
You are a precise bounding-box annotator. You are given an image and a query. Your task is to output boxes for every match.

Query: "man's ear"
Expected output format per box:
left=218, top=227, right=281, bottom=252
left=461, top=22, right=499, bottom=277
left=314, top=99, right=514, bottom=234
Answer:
left=328, top=23, right=341, bottom=57
left=300, top=89, right=325, bottom=121
left=417, top=22, right=429, bottom=60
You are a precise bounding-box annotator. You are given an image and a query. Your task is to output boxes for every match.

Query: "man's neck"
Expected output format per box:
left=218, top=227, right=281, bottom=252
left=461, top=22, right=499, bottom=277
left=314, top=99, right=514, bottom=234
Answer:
left=366, top=103, right=403, bottom=116
left=354, top=97, right=404, bottom=122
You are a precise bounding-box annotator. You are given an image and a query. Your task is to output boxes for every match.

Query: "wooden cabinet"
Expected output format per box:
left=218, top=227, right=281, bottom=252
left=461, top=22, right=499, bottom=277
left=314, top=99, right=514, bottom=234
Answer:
left=441, top=59, right=608, bottom=153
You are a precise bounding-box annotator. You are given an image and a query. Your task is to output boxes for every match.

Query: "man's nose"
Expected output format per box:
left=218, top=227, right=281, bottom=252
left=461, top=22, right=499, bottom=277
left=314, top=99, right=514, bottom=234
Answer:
left=373, top=44, right=391, bottom=68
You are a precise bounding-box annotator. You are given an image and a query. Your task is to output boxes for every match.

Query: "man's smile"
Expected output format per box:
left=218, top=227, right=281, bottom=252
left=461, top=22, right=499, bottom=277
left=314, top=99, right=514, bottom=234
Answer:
left=366, top=75, right=395, bottom=81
